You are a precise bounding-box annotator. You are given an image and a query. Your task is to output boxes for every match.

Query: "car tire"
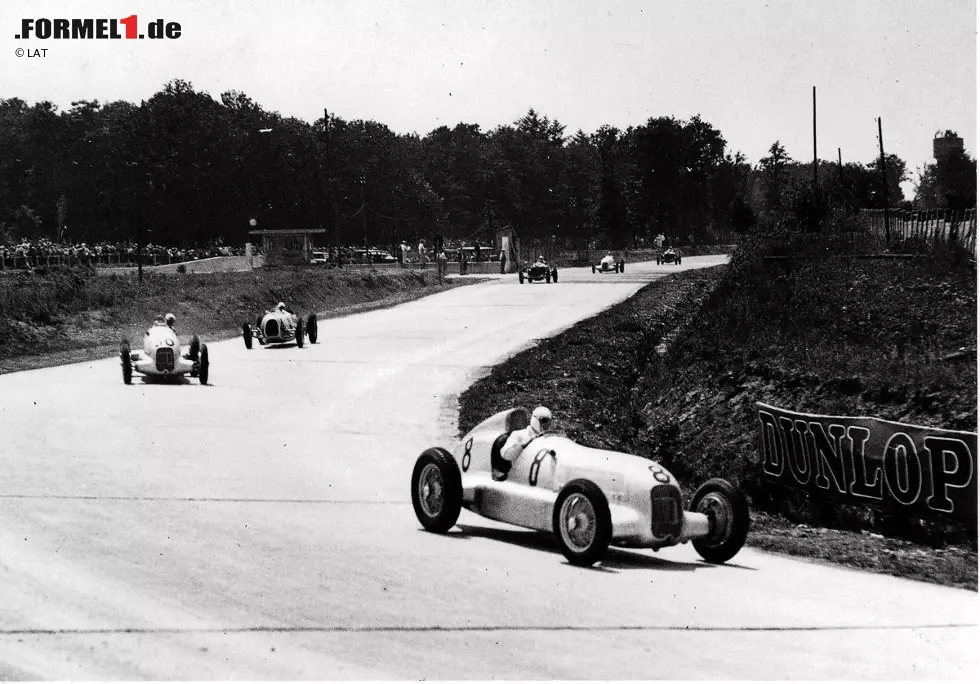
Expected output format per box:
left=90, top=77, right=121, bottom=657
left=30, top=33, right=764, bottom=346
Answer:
left=189, top=334, right=200, bottom=362
left=411, top=447, right=463, bottom=533
left=546, top=271, right=552, bottom=283
left=656, top=257, right=661, bottom=265
left=295, top=319, right=305, bottom=348
left=677, top=256, right=682, bottom=265
left=242, top=323, right=253, bottom=349
left=689, top=478, right=749, bottom=564
left=619, top=260, right=625, bottom=273
left=518, top=271, right=524, bottom=284
left=553, top=479, right=612, bottom=567
left=307, top=314, right=318, bottom=344
left=552, top=268, right=558, bottom=283
left=198, top=344, right=210, bottom=385
left=120, top=339, right=132, bottom=385
left=592, top=265, right=596, bottom=274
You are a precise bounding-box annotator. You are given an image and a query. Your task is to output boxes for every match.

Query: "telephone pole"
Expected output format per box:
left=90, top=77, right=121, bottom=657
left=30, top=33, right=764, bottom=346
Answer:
left=878, top=117, right=890, bottom=242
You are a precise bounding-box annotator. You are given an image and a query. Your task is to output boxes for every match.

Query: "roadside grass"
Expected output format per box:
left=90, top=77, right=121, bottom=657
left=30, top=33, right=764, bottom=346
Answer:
left=0, top=266, right=472, bottom=374
left=458, top=243, right=977, bottom=590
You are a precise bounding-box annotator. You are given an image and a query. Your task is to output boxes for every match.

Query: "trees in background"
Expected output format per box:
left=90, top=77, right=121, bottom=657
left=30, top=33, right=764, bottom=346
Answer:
left=4, top=80, right=957, bottom=252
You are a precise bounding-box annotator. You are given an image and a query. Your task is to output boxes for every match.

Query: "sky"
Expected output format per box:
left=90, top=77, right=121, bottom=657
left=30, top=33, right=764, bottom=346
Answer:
left=3, top=0, right=977, bottom=199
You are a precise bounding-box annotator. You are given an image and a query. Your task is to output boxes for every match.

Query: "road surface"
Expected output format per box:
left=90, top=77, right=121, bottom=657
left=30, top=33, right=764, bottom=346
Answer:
left=0, top=255, right=975, bottom=679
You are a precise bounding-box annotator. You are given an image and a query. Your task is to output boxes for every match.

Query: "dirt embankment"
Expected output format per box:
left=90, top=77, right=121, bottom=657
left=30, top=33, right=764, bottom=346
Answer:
left=0, top=266, right=472, bottom=374
left=458, top=261, right=977, bottom=590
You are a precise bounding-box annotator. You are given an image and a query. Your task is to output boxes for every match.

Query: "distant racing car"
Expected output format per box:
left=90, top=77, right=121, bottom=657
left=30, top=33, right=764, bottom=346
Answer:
left=657, top=248, right=681, bottom=265
left=242, top=304, right=318, bottom=349
left=592, top=253, right=625, bottom=274
left=518, top=257, right=558, bottom=284
left=410, top=407, right=749, bottom=567
left=120, top=321, right=209, bottom=385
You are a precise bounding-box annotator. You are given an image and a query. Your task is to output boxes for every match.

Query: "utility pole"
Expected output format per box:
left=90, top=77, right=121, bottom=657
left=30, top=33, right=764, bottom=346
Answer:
left=878, top=117, right=890, bottom=242
left=812, top=87, right=819, bottom=201
left=838, top=147, right=845, bottom=208
left=360, top=173, right=368, bottom=264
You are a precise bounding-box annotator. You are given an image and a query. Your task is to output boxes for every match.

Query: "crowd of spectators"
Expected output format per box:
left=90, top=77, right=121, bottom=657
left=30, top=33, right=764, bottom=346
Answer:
left=0, top=237, right=251, bottom=269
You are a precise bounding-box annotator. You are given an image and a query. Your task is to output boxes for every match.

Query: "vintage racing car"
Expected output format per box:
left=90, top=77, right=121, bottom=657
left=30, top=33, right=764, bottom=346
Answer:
left=592, top=254, right=625, bottom=274
left=518, top=258, right=558, bottom=284
left=656, top=248, right=682, bottom=265
left=411, top=407, right=749, bottom=567
left=119, top=322, right=209, bottom=385
left=242, top=306, right=318, bottom=349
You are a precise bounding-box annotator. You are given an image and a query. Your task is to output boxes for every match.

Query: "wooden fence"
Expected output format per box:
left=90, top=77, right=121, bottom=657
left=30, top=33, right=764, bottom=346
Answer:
left=860, top=208, right=977, bottom=253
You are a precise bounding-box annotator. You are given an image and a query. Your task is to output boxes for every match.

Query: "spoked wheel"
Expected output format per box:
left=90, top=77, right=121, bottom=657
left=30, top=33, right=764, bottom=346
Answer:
left=242, top=323, right=253, bottom=349
left=411, top=447, right=463, bottom=533
left=552, top=479, right=612, bottom=567
left=295, top=319, right=305, bottom=348
left=689, top=478, right=749, bottom=564
left=120, top=339, right=132, bottom=385
left=198, top=344, right=210, bottom=385
left=307, top=314, right=318, bottom=344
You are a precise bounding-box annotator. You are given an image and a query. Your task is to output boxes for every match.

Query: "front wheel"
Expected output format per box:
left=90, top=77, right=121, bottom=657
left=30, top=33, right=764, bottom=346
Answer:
left=677, top=256, right=682, bottom=265
left=551, top=268, right=558, bottom=283
left=411, top=447, right=463, bottom=533
left=189, top=334, right=200, bottom=362
left=689, top=478, right=749, bottom=564
left=307, top=314, right=318, bottom=344
left=295, top=319, right=305, bottom=348
left=242, top=323, right=253, bottom=349
left=656, top=257, right=661, bottom=265
left=546, top=271, right=552, bottom=283
left=518, top=271, right=525, bottom=284
left=553, top=479, right=612, bottom=567
left=120, top=339, right=132, bottom=385
left=198, top=344, right=210, bottom=385
left=619, top=260, right=625, bottom=273
left=592, top=265, right=596, bottom=274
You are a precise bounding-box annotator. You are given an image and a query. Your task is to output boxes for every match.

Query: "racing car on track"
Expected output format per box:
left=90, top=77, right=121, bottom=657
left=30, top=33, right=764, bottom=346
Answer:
left=411, top=407, right=749, bottom=567
left=518, top=257, right=558, bottom=284
left=242, top=304, right=318, bottom=349
left=119, top=320, right=209, bottom=385
left=656, top=248, right=681, bottom=265
left=592, top=253, right=625, bottom=274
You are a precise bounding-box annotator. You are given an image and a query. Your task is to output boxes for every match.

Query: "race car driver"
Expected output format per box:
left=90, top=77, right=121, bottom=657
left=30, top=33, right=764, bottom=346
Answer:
left=495, top=406, right=554, bottom=478
left=600, top=252, right=615, bottom=268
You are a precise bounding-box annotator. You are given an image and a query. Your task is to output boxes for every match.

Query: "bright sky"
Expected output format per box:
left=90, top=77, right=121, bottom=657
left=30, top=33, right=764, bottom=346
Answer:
left=3, top=0, right=977, bottom=198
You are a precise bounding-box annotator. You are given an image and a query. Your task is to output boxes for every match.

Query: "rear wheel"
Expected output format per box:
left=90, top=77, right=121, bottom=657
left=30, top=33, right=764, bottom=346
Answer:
left=411, top=447, right=463, bottom=533
left=295, top=319, right=305, bottom=348
left=307, top=314, right=318, bottom=344
left=546, top=271, right=552, bottom=283
left=120, top=339, right=132, bottom=385
left=553, top=479, right=612, bottom=566
left=690, top=478, right=749, bottom=564
left=242, top=323, right=253, bottom=349
left=198, top=344, right=210, bottom=385
left=677, top=255, right=682, bottom=265
left=518, top=271, right=524, bottom=284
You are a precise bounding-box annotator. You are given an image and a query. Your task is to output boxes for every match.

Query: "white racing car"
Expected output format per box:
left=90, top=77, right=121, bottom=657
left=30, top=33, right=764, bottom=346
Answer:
left=411, top=407, right=749, bottom=566
left=242, top=306, right=318, bottom=349
left=592, top=254, right=626, bottom=274
left=120, top=322, right=209, bottom=385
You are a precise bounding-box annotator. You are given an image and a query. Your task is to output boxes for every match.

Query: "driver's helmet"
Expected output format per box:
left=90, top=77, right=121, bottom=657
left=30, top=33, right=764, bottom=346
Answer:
left=530, top=406, right=553, bottom=434
left=277, top=302, right=287, bottom=312
left=164, top=313, right=176, bottom=327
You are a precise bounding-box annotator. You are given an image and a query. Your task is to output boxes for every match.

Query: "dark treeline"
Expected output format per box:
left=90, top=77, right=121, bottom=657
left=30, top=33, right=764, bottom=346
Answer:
left=2, top=79, right=970, bottom=250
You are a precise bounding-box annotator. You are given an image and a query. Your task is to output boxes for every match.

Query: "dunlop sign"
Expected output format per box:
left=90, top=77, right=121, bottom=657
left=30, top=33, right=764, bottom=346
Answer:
left=756, top=403, right=976, bottom=523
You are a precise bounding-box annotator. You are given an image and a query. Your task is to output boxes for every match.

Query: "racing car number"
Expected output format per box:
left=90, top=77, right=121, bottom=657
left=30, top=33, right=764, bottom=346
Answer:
left=461, top=437, right=474, bottom=472
left=528, top=448, right=552, bottom=486
left=649, top=464, right=671, bottom=484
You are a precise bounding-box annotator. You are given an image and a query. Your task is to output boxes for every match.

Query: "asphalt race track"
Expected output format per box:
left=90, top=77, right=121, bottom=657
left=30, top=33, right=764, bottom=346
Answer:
left=0, top=255, right=976, bottom=679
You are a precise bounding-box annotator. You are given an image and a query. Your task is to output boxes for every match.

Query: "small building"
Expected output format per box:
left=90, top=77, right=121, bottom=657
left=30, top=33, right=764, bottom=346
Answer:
left=248, top=228, right=326, bottom=266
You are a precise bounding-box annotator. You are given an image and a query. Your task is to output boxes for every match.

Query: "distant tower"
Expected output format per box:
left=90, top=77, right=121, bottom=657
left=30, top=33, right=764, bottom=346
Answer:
left=933, top=130, right=964, bottom=161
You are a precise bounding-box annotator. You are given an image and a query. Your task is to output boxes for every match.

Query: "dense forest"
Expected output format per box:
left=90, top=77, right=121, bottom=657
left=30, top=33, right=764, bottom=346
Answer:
left=0, top=79, right=974, bottom=250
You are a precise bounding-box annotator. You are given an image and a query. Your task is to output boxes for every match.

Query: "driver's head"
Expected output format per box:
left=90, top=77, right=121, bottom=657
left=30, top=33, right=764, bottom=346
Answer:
left=164, top=313, right=176, bottom=327
left=538, top=255, right=544, bottom=262
left=530, top=406, right=553, bottom=433
left=277, top=302, right=286, bottom=311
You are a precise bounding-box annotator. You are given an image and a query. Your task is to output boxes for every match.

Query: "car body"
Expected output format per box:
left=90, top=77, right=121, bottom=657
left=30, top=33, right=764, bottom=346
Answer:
left=119, top=323, right=209, bottom=385
left=657, top=248, right=681, bottom=265
left=411, top=407, right=749, bottom=566
left=242, top=308, right=318, bottom=349
left=592, top=255, right=625, bottom=274
left=518, top=259, right=558, bottom=284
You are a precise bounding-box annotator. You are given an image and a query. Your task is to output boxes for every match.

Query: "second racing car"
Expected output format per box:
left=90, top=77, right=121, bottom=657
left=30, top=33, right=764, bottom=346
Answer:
left=242, top=302, right=318, bottom=349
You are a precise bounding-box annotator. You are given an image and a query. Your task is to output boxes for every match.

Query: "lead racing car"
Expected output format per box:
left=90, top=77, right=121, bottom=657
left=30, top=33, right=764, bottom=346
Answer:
left=411, top=407, right=749, bottom=567
left=592, top=253, right=626, bottom=274
left=518, top=257, right=558, bottom=284
left=656, top=248, right=682, bottom=265
left=119, top=320, right=209, bottom=385
left=242, top=303, right=318, bottom=349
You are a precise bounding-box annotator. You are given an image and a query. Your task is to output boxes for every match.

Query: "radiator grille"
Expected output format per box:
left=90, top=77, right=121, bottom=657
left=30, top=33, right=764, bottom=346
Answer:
left=264, top=319, right=279, bottom=338
left=155, top=347, right=175, bottom=372
left=650, top=485, right=683, bottom=540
